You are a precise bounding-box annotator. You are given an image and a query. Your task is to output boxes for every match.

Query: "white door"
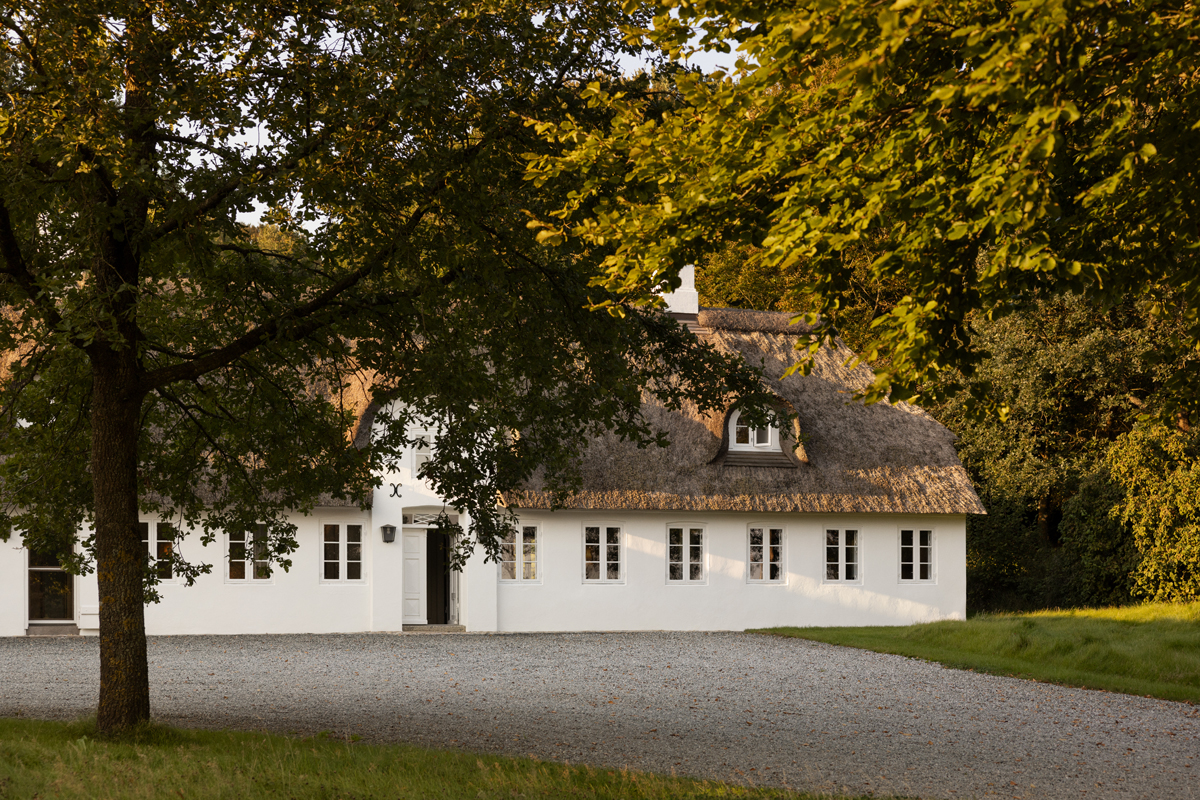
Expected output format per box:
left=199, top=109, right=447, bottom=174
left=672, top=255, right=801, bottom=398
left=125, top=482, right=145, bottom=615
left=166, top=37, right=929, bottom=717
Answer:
left=402, top=529, right=426, bottom=624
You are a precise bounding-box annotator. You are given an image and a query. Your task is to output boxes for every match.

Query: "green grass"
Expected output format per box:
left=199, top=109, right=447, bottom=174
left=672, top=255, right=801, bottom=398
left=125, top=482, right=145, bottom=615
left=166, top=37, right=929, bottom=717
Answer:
left=0, top=717, right=858, bottom=800
left=753, top=601, right=1200, bottom=704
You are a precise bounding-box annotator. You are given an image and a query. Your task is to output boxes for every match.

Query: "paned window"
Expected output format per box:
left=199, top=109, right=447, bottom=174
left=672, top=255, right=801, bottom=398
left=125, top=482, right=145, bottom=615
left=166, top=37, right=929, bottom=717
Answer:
left=500, top=525, right=538, bottom=581
left=139, top=522, right=175, bottom=580
left=322, top=523, right=364, bottom=581
left=584, top=525, right=621, bottom=582
left=900, top=529, right=934, bottom=581
left=414, top=433, right=432, bottom=475
left=748, top=527, right=784, bottom=582
left=229, top=525, right=270, bottom=581
left=730, top=410, right=776, bottom=451
left=668, top=526, right=705, bottom=582
left=825, top=529, right=859, bottom=582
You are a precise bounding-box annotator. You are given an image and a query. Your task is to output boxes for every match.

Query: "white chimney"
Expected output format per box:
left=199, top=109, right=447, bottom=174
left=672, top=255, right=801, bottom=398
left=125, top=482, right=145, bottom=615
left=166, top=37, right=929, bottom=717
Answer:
left=663, top=264, right=699, bottom=315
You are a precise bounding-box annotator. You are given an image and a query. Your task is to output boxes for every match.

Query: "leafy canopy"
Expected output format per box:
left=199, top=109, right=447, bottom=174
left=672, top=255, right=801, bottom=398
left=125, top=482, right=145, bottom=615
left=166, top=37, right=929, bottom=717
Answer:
left=0, top=0, right=773, bottom=584
left=528, top=0, right=1200, bottom=414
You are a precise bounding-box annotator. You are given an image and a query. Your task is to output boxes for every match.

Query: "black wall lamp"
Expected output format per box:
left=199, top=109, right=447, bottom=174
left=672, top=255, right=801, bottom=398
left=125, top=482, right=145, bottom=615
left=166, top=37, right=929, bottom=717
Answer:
left=381, top=524, right=397, bottom=544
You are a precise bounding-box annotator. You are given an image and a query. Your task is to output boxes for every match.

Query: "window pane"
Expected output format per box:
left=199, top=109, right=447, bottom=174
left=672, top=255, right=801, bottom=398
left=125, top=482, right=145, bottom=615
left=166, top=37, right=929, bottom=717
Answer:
left=585, top=563, right=599, bottom=580
left=750, top=528, right=763, bottom=546
left=901, top=562, right=913, bottom=580
left=736, top=422, right=750, bottom=444
left=826, top=546, right=838, bottom=565
left=324, top=543, right=339, bottom=562
left=28, top=571, right=73, bottom=620
left=523, top=560, right=536, bottom=580
left=690, top=563, right=703, bottom=581
left=769, top=562, right=781, bottom=581
left=501, top=530, right=516, bottom=544
left=755, top=426, right=770, bottom=445
left=324, top=562, right=339, bottom=580
left=585, top=545, right=599, bottom=562
left=920, top=530, right=931, bottom=547
left=749, top=546, right=763, bottom=564
left=845, top=563, right=857, bottom=581
left=347, top=525, right=362, bottom=543
left=501, top=561, right=516, bottom=580
left=585, top=527, right=599, bottom=544
left=253, top=561, right=270, bottom=580
left=920, top=562, right=930, bottom=580
left=669, top=563, right=683, bottom=581
left=606, top=562, right=620, bottom=580
left=770, top=529, right=783, bottom=546
left=347, top=543, right=362, bottom=562
left=229, top=559, right=246, bottom=580
left=826, top=529, right=838, bottom=546
left=826, top=563, right=838, bottom=580
left=690, top=546, right=702, bottom=564
left=606, top=527, right=620, bottom=544
left=28, top=549, right=61, bottom=569
left=324, top=525, right=339, bottom=542
left=901, top=545, right=913, bottom=565
left=523, top=543, right=536, bottom=560
left=750, top=563, right=763, bottom=580
left=523, top=527, right=537, bottom=543
left=770, top=545, right=782, bottom=565
left=690, top=529, right=703, bottom=546
left=901, top=529, right=913, bottom=547
left=606, top=544, right=619, bottom=563
left=669, top=528, right=682, bottom=546
left=500, top=543, right=515, bottom=563
left=669, top=545, right=682, bottom=563
left=230, top=542, right=246, bottom=562
left=347, top=562, right=361, bottom=580
left=845, top=530, right=857, bottom=547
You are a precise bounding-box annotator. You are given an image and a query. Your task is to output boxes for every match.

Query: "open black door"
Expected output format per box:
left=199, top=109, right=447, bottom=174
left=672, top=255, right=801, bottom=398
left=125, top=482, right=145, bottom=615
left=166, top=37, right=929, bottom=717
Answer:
left=425, top=531, right=450, bottom=625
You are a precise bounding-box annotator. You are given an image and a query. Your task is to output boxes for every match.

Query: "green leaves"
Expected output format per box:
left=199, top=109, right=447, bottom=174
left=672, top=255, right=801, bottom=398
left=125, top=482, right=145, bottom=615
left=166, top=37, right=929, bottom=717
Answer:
left=530, top=0, right=1200, bottom=417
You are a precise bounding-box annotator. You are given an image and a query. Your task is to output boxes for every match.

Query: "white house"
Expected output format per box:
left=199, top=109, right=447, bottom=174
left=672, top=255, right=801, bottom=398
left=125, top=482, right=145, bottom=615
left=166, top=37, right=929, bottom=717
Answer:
left=1, top=271, right=985, bottom=637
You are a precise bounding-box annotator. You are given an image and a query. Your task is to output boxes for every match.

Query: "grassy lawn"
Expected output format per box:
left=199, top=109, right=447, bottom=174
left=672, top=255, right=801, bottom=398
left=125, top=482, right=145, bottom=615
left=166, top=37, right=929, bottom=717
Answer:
left=0, top=717, right=856, bottom=800
left=753, top=601, right=1200, bottom=704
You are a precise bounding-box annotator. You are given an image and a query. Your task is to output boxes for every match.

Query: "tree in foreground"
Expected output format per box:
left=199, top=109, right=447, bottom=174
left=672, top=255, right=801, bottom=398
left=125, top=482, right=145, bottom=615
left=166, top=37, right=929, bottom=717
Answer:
left=528, top=0, right=1200, bottom=418
left=0, top=1, right=774, bottom=732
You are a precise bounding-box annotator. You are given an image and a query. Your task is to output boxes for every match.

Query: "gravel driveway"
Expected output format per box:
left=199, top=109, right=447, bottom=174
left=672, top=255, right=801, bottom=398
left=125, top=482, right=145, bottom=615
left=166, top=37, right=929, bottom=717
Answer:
left=2, top=632, right=1197, bottom=799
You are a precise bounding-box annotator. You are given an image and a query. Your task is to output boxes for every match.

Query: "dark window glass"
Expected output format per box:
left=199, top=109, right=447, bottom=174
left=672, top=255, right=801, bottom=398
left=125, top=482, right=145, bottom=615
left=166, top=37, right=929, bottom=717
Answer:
left=29, top=571, right=73, bottom=620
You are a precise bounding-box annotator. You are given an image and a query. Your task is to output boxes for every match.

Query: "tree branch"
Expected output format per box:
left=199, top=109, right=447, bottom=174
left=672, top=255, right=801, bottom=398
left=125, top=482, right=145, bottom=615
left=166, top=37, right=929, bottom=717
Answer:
left=0, top=197, right=65, bottom=332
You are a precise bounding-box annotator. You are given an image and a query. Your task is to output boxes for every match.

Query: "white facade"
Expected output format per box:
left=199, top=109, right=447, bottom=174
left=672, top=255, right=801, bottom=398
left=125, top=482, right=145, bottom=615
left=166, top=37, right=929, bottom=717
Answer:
left=2, top=488, right=966, bottom=636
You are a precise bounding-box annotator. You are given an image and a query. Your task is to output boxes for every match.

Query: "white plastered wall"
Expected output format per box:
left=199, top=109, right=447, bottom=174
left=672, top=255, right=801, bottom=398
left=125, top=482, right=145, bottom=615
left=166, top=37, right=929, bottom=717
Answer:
left=0, top=531, right=29, bottom=637
left=494, top=510, right=967, bottom=632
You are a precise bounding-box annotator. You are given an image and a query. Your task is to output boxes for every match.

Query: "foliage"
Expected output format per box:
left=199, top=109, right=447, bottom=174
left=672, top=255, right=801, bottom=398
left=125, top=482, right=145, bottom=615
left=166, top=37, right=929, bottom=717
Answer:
left=755, top=600, right=1200, bottom=704
left=1106, top=421, right=1200, bottom=601
left=0, top=718, right=820, bottom=800
left=0, top=0, right=778, bottom=728
left=528, top=0, right=1200, bottom=417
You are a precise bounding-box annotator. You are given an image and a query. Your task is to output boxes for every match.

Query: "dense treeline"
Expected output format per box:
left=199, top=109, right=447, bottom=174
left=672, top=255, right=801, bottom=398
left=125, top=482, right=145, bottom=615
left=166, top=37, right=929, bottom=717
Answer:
left=697, top=248, right=1200, bottom=611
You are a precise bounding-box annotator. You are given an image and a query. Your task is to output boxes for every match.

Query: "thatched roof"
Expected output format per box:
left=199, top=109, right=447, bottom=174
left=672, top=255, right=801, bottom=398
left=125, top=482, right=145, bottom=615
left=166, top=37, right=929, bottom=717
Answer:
left=502, top=308, right=985, bottom=516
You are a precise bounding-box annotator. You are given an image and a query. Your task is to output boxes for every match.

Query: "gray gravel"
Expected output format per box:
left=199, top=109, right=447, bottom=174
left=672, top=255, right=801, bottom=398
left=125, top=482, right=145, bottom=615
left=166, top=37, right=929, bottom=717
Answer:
left=1, top=632, right=1197, bottom=799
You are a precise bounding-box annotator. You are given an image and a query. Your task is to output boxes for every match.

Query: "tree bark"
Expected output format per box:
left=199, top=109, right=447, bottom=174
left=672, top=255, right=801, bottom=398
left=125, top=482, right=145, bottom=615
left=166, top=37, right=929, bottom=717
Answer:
left=92, top=354, right=149, bottom=732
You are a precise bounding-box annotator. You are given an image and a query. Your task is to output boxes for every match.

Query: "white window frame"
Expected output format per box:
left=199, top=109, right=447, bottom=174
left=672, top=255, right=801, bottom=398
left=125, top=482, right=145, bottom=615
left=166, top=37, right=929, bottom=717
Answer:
left=582, top=522, right=624, bottom=584
left=320, top=521, right=367, bottom=583
left=824, top=528, right=862, bottom=583
left=666, top=524, right=707, bottom=584
left=140, top=521, right=177, bottom=583
left=499, top=524, right=540, bottom=583
left=226, top=524, right=273, bottom=583
left=413, top=431, right=433, bottom=476
left=899, top=528, right=936, bottom=583
left=747, top=524, right=786, bottom=583
left=728, top=409, right=778, bottom=452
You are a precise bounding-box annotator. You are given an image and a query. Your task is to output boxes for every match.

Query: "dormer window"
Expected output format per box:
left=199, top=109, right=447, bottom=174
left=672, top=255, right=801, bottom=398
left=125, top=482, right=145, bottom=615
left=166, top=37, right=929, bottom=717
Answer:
left=729, top=409, right=776, bottom=451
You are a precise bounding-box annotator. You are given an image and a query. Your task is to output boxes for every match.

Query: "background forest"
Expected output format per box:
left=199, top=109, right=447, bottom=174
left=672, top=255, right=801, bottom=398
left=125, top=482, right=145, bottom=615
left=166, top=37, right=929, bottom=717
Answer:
left=697, top=246, right=1200, bottom=612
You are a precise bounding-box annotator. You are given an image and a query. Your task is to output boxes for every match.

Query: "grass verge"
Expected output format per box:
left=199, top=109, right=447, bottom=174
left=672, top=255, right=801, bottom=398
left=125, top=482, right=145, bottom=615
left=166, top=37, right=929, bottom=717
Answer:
left=753, top=601, right=1200, bottom=704
left=0, top=717, right=854, bottom=800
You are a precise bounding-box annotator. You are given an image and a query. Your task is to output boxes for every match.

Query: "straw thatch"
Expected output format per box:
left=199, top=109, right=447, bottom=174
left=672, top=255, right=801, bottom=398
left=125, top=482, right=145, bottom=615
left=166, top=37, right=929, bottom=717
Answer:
left=502, top=308, right=986, bottom=516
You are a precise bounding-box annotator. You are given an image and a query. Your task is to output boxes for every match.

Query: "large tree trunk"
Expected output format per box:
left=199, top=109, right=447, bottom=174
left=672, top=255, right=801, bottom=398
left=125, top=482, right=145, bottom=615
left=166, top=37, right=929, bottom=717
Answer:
left=92, top=355, right=149, bottom=732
